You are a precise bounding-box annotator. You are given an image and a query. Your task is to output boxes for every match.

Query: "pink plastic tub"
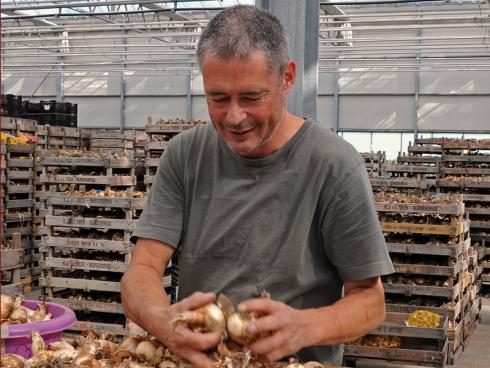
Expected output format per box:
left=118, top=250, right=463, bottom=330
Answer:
left=1, top=300, right=76, bottom=358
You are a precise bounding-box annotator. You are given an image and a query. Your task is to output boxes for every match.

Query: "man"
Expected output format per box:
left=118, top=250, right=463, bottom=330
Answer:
left=121, top=5, right=393, bottom=367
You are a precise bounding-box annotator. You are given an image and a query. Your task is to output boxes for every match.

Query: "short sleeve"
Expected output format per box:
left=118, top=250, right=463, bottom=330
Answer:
left=321, top=163, right=394, bottom=282
left=131, top=138, right=185, bottom=248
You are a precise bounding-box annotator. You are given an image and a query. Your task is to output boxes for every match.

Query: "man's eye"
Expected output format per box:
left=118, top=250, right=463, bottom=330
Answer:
left=244, top=96, right=261, bottom=102
left=212, top=97, right=228, bottom=103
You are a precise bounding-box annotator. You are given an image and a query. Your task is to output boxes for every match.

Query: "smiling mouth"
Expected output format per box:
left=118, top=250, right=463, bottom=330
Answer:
left=228, top=127, right=254, bottom=135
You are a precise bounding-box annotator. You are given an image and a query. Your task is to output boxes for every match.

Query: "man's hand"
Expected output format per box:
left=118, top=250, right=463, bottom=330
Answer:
left=157, top=292, right=223, bottom=368
left=236, top=298, right=315, bottom=363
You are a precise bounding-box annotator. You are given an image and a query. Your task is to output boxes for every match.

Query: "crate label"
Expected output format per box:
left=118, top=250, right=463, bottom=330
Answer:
left=48, top=195, right=130, bottom=207
left=45, top=237, right=129, bottom=252
left=47, top=257, right=127, bottom=272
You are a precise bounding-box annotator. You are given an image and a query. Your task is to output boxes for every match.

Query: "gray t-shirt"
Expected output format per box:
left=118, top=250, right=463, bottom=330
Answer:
left=132, top=119, right=394, bottom=364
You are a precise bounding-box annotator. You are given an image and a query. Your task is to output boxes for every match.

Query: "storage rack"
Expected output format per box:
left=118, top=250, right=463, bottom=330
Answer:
left=435, top=139, right=490, bottom=306
left=373, top=191, right=478, bottom=364
left=38, top=150, right=138, bottom=335
left=1, top=141, right=36, bottom=294
left=1, top=142, right=25, bottom=295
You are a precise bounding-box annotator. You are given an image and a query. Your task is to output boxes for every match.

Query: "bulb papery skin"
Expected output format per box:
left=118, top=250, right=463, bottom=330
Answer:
left=200, top=303, right=226, bottom=332
left=1, top=354, right=26, bottom=368
left=1, top=294, right=15, bottom=319
left=119, top=336, right=141, bottom=353
left=170, top=303, right=226, bottom=333
left=227, top=312, right=254, bottom=345
left=9, top=307, right=28, bottom=324
left=136, top=340, right=157, bottom=362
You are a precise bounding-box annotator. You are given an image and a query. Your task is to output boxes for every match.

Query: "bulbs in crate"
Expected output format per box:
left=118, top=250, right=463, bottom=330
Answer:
left=406, top=310, right=441, bottom=329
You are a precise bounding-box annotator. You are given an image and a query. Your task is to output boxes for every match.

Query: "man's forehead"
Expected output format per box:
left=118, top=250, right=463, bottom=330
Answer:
left=200, top=49, right=268, bottom=64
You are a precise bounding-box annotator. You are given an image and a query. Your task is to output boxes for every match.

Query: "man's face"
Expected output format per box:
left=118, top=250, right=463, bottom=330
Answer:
left=201, top=52, right=292, bottom=158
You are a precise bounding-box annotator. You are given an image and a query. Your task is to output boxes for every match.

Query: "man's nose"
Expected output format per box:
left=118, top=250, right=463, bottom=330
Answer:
left=226, top=101, right=246, bottom=126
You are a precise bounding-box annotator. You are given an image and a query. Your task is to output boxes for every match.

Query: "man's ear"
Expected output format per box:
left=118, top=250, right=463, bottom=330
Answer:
left=282, top=59, right=296, bottom=95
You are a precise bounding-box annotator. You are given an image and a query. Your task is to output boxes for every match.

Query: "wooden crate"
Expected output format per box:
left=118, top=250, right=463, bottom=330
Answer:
left=345, top=312, right=448, bottom=368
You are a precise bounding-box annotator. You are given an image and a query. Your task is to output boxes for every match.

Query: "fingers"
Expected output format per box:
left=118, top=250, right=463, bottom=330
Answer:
left=238, top=297, right=280, bottom=314
left=174, top=325, right=223, bottom=351
left=247, top=314, right=281, bottom=336
left=174, top=345, right=216, bottom=368
left=177, top=291, right=216, bottom=312
left=249, top=330, right=285, bottom=356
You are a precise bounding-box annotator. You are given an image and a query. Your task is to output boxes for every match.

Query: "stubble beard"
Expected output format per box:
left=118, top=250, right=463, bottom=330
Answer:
left=223, top=107, right=286, bottom=157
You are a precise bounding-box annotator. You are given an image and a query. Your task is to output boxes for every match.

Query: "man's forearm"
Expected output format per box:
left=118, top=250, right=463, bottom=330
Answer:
left=121, top=264, right=171, bottom=334
left=309, top=280, right=386, bottom=346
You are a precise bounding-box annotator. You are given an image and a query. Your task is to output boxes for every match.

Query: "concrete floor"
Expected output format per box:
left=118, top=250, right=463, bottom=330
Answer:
left=447, top=298, right=490, bottom=368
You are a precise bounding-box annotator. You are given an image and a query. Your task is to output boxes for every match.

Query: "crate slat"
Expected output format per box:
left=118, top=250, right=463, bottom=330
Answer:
left=39, top=276, right=121, bottom=292
left=383, top=281, right=461, bottom=299
left=442, top=154, right=490, bottom=163
left=375, top=202, right=464, bottom=215
left=45, top=215, right=136, bottom=230
left=370, top=178, right=436, bottom=189
left=1, top=282, right=24, bottom=295
left=47, top=297, right=125, bottom=314
left=42, top=236, right=131, bottom=252
left=1, top=249, right=24, bottom=269
left=393, top=262, right=461, bottom=277
left=383, top=165, right=438, bottom=174
left=46, top=194, right=133, bottom=208
left=344, top=342, right=447, bottom=366
left=7, top=159, right=33, bottom=168
left=40, top=174, right=135, bottom=186
left=70, top=321, right=128, bottom=336
left=380, top=221, right=467, bottom=236
left=386, top=239, right=467, bottom=257
left=44, top=257, right=129, bottom=273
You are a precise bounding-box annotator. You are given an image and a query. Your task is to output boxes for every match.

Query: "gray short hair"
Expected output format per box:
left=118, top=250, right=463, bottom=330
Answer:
left=197, top=5, right=289, bottom=76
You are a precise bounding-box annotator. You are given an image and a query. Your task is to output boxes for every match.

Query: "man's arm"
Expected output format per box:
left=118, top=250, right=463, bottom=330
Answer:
left=121, top=238, right=222, bottom=368
left=239, top=276, right=385, bottom=363
left=311, top=276, right=385, bottom=344
left=121, top=238, right=173, bottom=327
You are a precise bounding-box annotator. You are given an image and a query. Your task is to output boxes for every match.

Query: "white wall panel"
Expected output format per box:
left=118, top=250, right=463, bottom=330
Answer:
left=338, top=60, right=415, bottom=94
left=4, top=75, right=57, bottom=97
left=420, top=68, right=490, bottom=94
left=318, top=73, right=336, bottom=95
left=419, top=96, right=490, bottom=131
left=70, top=97, right=120, bottom=128
left=317, top=95, right=334, bottom=129
left=191, top=96, right=210, bottom=121
left=192, top=74, right=205, bottom=95
left=64, top=72, right=121, bottom=96
left=339, top=96, right=414, bottom=130
left=126, top=73, right=187, bottom=96
left=125, top=97, right=187, bottom=128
